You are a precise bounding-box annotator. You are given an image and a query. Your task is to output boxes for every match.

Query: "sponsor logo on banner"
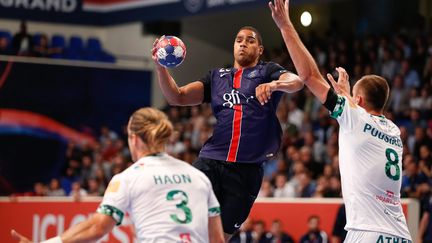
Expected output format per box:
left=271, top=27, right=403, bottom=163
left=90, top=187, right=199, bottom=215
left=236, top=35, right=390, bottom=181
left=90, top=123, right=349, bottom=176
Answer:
left=32, top=213, right=133, bottom=242
left=183, top=0, right=204, bottom=13
left=0, top=0, right=78, bottom=13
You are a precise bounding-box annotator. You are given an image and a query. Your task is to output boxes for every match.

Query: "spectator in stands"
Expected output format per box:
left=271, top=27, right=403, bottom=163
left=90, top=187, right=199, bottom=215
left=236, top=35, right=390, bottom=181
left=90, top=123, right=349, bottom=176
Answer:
left=388, top=74, right=409, bottom=116
left=266, top=219, right=294, bottom=243
left=401, top=59, right=421, bottom=89
left=31, top=182, right=47, bottom=197
left=32, top=34, right=51, bottom=57
left=258, top=178, right=274, bottom=198
left=79, top=155, right=93, bottom=187
left=47, top=178, right=65, bottom=197
left=12, top=20, right=33, bottom=56
left=251, top=220, right=268, bottom=243
left=299, top=215, right=328, bottom=243
left=273, top=172, right=295, bottom=198
left=0, top=33, right=13, bottom=55
left=60, top=166, right=80, bottom=195
left=401, top=155, right=428, bottom=198
left=313, top=176, right=331, bottom=198
left=69, top=181, right=87, bottom=200
left=86, top=178, right=104, bottom=196
left=297, top=171, right=316, bottom=198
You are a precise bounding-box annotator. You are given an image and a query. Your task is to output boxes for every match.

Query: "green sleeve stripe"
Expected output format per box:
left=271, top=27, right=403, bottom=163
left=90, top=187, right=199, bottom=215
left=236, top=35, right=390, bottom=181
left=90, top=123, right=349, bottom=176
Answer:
left=330, top=95, right=346, bottom=119
left=208, top=207, right=221, bottom=216
left=97, top=204, right=124, bottom=226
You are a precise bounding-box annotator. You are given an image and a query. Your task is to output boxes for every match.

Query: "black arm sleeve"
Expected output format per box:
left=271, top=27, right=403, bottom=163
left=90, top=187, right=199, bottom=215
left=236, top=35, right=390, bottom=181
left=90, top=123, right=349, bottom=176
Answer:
left=323, top=88, right=338, bottom=111
left=266, top=62, right=289, bottom=81
left=198, top=71, right=212, bottom=103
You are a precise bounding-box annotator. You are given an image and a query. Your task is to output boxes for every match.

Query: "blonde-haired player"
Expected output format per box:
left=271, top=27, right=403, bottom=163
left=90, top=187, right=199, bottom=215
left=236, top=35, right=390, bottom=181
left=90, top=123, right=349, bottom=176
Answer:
left=11, top=107, right=224, bottom=243
left=269, top=0, right=412, bottom=242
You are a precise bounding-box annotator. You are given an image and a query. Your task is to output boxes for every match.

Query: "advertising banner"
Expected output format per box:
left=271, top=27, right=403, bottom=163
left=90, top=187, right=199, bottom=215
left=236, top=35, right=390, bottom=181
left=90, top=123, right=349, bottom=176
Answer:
left=0, top=198, right=419, bottom=243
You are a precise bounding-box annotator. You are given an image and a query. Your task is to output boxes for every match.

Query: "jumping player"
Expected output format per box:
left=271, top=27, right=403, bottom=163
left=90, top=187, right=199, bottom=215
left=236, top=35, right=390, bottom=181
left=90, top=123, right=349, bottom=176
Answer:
left=269, top=0, right=412, bottom=242
left=151, top=26, right=304, bottom=238
left=11, top=108, right=224, bottom=243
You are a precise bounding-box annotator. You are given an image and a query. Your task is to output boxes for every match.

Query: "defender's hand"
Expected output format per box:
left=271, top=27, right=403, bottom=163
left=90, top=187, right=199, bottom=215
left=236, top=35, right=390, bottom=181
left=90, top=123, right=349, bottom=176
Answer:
left=327, top=67, right=350, bottom=96
left=11, top=230, right=33, bottom=243
left=269, top=0, right=291, bottom=29
left=256, top=82, right=276, bottom=105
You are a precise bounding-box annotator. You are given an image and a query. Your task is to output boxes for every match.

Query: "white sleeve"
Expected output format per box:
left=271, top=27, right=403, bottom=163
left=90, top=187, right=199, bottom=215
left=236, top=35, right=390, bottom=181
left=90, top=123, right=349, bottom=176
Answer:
left=329, top=95, right=362, bottom=132
left=97, top=174, right=130, bottom=225
left=206, top=179, right=220, bottom=217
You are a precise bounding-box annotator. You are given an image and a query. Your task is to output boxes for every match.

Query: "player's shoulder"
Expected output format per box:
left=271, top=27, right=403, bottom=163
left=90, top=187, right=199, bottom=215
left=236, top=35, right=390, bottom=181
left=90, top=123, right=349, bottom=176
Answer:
left=384, top=117, right=401, bottom=136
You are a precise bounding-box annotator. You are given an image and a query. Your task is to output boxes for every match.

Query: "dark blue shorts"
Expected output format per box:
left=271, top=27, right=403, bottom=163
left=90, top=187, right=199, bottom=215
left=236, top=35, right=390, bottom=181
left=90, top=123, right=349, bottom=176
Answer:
left=193, top=157, right=263, bottom=234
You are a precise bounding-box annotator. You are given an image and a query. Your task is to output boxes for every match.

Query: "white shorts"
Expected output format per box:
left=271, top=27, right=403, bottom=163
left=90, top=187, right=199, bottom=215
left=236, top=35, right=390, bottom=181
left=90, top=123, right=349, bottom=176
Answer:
left=344, top=230, right=412, bottom=243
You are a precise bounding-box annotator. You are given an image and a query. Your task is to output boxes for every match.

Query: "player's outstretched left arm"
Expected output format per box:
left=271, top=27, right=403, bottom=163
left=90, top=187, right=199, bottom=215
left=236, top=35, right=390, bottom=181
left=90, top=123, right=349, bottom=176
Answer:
left=255, top=72, right=303, bottom=105
left=151, top=37, right=205, bottom=106
left=11, top=213, right=116, bottom=243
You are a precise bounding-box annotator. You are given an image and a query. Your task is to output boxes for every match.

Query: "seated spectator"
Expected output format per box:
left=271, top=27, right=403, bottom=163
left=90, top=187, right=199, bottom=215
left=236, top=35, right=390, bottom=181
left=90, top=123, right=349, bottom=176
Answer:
left=297, top=171, right=316, bottom=198
left=313, top=176, right=331, bottom=198
left=274, top=173, right=295, bottom=198
left=60, top=167, right=80, bottom=195
left=265, top=219, right=294, bottom=243
left=86, top=178, right=103, bottom=196
left=32, top=34, right=52, bottom=57
left=0, top=32, right=13, bottom=55
left=31, top=182, right=47, bottom=197
left=401, top=155, right=428, bottom=198
left=251, top=220, right=268, bottom=243
left=47, top=178, right=65, bottom=197
left=69, top=181, right=87, bottom=199
left=258, top=178, right=274, bottom=198
left=299, top=215, right=328, bottom=243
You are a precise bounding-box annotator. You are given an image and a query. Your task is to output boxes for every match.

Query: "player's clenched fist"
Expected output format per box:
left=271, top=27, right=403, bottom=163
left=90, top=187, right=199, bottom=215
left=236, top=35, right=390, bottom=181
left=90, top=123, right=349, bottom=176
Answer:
left=256, top=82, right=276, bottom=105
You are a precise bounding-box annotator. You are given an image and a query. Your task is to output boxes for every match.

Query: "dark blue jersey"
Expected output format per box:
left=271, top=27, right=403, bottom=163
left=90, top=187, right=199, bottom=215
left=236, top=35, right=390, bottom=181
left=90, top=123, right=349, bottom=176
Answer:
left=198, top=61, right=288, bottom=164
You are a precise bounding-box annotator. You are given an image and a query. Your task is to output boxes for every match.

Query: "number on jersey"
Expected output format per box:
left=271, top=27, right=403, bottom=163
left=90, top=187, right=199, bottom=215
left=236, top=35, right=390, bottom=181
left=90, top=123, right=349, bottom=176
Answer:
left=385, top=148, right=400, bottom=181
left=166, top=190, right=193, bottom=224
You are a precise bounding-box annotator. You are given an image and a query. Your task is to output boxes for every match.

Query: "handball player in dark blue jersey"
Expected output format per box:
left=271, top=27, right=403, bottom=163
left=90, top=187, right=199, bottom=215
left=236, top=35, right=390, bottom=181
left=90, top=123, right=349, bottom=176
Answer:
left=151, top=26, right=304, bottom=239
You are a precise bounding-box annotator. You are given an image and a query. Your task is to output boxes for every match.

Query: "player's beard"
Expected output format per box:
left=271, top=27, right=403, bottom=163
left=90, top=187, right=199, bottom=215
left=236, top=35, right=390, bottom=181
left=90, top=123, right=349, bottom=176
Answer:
left=235, top=53, right=258, bottom=67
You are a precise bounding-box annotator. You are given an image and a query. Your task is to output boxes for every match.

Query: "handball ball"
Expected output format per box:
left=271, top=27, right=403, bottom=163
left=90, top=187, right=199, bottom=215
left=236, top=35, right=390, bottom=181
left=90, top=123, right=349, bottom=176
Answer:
left=156, top=36, right=186, bottom=68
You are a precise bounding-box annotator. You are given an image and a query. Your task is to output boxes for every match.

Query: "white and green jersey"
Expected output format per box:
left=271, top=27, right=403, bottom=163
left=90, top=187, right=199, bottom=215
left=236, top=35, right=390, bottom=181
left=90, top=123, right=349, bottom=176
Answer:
left=330, top=95, right=411, bottom=240
left=98, top=153, right=220, bottom=243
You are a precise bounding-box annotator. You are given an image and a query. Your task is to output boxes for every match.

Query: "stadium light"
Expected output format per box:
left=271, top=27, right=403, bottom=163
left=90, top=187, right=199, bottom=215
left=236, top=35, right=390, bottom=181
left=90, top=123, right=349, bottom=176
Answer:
left=300, top=11, right=312, bottom=27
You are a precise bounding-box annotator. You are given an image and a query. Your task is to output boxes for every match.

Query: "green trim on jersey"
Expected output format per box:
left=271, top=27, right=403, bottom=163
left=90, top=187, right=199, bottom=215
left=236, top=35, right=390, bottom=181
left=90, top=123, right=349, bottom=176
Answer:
left=208, top=207, right=221, bottom=217
left=330, top=95, right=346, bottom=119
left=97, top=204, right=124, bottom=226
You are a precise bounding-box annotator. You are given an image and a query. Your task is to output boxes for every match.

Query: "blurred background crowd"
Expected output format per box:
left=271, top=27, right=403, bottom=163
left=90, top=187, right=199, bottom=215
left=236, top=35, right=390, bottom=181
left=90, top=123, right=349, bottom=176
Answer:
left=1, top=0, right=432, bottom=241
left=8, top=29, right=431, bottom=242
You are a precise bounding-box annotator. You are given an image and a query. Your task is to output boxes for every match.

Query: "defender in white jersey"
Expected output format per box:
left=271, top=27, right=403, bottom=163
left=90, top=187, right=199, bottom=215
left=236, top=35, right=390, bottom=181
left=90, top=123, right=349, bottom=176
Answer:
left=269, top=0, right=412, bottom=242
left=11, top=108, right=224, bottom=243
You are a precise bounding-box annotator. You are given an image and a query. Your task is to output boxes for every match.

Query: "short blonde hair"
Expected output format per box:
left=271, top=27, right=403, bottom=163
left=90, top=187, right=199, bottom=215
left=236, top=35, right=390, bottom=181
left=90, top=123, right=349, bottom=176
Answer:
left=128, top=107, right=173, bottom=153
left=357, top=75, right=390, bottom=111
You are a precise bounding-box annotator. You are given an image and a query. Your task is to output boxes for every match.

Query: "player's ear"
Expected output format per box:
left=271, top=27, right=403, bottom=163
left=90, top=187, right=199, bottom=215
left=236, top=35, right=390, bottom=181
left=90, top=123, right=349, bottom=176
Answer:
left=259, top=45, right=264, bottom=56
left=356, top=95, right=362, bottom=106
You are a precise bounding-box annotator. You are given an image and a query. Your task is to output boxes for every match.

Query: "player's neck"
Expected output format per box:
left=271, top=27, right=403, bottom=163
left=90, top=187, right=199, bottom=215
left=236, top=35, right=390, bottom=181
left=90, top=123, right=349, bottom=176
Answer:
left=135, top=150, right=164, bottom=160
left=233, top=59, right=259, bottom=69
left=366, top=109, right=384, bottom=117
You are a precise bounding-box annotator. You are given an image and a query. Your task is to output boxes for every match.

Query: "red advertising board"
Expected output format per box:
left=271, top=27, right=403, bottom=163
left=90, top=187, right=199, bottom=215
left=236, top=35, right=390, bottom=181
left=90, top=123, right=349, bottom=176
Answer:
left=0, top=197, right=418, bottom=243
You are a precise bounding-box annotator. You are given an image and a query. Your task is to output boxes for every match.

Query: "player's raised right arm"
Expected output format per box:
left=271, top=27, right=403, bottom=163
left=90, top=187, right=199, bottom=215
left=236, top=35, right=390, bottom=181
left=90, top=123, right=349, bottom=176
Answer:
left=152, top=38, right=204, bottom=106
